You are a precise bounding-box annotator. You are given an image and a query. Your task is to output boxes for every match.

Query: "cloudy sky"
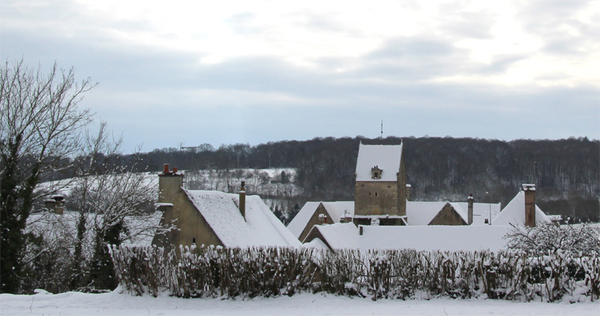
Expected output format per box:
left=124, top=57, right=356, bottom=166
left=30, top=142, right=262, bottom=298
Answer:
left=2, top=0, right=599, bottom=152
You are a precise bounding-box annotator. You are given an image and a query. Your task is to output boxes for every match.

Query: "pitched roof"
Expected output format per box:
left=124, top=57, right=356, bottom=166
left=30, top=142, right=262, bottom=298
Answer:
left=407, top=200, right=502, bottom=226
left=287, top=202, right=321, bottom=238
left=287, top=201, right=354, bottom=238
left=406, top=201, right=452, bottom=225
left=468, top=202, right=502, bottom=225
left=305, top=223, right=512, bottom=252
left=306, top=223, right=359, bottom=250
left=355, top=143, right=403, bottom=182
left=493, top=191, right=549, bottom=226
left=321, top=201, right=355, bottom=222
left=183, top=189, right=300, bottom=248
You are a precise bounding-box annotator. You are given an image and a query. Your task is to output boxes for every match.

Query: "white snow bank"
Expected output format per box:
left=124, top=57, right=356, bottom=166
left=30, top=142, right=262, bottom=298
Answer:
left=1, top=291, right=598, bottom=316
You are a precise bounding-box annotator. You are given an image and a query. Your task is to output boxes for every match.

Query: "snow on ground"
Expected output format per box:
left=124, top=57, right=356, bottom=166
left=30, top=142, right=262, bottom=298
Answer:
left=1, top=290, right=597, bottom=316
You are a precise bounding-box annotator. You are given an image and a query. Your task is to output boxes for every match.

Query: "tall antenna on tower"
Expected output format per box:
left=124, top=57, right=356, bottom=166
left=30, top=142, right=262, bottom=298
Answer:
left=380, top=120, right=384, bottom=141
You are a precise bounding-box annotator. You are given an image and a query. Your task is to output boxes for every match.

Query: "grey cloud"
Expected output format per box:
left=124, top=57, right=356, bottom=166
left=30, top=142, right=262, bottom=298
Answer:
left=3, top=3, right=598, bottom=151
left=356, top=37, right=472, bottom=81
left=516, top=0, right=598, bottom=56
left=438, top=9, right=497, bottom=40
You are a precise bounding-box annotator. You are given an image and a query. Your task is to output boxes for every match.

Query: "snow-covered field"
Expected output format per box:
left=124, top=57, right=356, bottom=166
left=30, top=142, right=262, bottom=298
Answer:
left=1, top=290, right=598, bottom=316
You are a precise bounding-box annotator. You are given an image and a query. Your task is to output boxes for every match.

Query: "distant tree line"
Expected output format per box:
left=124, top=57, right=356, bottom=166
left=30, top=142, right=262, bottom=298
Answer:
left=45, top=136, right=599, bottom=222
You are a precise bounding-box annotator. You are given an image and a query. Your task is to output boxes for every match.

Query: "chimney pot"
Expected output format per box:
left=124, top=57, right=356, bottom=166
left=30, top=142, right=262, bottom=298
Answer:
left=163, top=163, right=170, bottom=174
left=467, top=194, right=474, bottom=225
left=239, top=181, right=246, bottom=220
left=173, top=167, right=178, bottom=173
left=523, top=184, right=536, bottom=227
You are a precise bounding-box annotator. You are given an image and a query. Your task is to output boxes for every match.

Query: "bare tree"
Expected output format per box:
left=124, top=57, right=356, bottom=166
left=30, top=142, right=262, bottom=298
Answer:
left=67, top=123, right=157, bottom=290
left=0, top=60, right=95, bottom=293
left=505, top=222, right=600, bottom=256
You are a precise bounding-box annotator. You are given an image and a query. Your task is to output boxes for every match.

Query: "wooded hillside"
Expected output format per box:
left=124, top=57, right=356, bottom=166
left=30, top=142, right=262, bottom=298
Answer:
left=47, top=136, right=599, bottom=222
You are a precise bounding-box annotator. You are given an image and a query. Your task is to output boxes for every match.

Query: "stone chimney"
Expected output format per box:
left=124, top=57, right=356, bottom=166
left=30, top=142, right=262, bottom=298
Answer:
left=467, top=194, right=474, bottom=225
left=523, top=184, right=536, bottom=227
left=44, top=195, right=65, bottom=215
left=158, top=163, right=184, bottom=204
left=239, top=181, right=246, bottom=220
left=406, top=184, right=412, bottom=201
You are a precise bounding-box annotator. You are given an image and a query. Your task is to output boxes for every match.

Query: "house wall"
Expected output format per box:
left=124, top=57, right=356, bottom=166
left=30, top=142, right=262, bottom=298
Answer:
left=354, top=154, right=407, bottom=217
left=298, top=204, right=331, bottom=242
left=303, top=226, right=333, bottom=251
left=352, top=217, right=405, bottom=226
left=428, top=204, right=467, bottom=226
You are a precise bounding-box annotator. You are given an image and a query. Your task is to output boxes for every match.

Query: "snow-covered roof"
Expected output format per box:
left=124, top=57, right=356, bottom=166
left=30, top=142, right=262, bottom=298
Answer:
left=355, top=143, right=403, bottom=182
left=301, top=237, right=329, bottom=250
left=287, top=202, right=321, bottom=238
left=290, top=199, right=503, bottom=233
left=183, top=189, right=300, bottom=248
left=321, top=201, right=355, bottom=222
left=493, top=191, right=549, bottom=226
left=307, top=223, right=359, bottom=250
left=305, top=224, right=512, bottom=252
left=406, top=200, right=502, bottom=226
left=469, top=202, right=502, bottom=225
left=287, top=201, right=354, bottom=238
left=407, top=201, right=452, bottom=225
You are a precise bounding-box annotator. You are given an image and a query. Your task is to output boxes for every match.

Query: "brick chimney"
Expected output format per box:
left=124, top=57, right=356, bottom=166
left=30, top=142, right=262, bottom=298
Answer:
left=406, top=184, right=412, bottom=201
left=318, top=213, right=328, bottom=224
left=239, top=181, right=246, bottom=220
left=467, top=194, right=474, bottom=225
left=523, top=184, right=536, bottom=227
left=158, top=163, right=183, bottom=204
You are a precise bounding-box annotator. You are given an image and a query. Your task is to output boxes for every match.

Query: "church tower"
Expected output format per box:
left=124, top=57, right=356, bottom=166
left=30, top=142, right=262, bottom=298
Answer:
left=353, top=142, right=407, bottom=226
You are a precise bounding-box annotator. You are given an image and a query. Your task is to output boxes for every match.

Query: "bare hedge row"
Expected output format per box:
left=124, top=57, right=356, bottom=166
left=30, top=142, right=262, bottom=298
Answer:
left=110, top=245, right=600, bottom=302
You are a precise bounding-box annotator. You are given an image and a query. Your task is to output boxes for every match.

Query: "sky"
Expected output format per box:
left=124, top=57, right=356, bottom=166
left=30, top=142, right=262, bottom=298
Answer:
left=2, top=0, right=599, bottom=152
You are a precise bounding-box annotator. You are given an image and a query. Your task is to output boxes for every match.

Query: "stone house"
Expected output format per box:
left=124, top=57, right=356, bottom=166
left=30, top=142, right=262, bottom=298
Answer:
left=152, top=164, right=300, bottom=249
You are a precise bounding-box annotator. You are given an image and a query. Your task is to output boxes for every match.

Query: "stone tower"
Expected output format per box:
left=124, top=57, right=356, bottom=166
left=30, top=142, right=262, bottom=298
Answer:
left=353, top=142, right=407, bottom=225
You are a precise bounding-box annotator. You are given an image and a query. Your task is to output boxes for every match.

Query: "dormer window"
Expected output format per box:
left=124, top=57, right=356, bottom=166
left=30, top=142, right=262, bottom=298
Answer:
left=371, top=166, right=382, bottom=180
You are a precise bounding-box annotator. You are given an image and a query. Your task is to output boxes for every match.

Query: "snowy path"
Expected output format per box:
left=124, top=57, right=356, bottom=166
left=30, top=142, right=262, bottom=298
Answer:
left=1, top=290, right=598, bottom=316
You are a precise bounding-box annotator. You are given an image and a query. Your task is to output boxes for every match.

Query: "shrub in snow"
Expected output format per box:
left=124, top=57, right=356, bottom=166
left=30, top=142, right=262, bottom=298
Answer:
left=111, top=245, right=600, bottom=302
left=505, top=222, right=600, bottom=256
left=110, top=245, right=319, bottom=298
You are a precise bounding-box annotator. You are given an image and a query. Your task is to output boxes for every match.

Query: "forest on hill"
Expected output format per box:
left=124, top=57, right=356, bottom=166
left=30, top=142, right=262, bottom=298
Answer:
left=48, top=136, right=599, bottom=222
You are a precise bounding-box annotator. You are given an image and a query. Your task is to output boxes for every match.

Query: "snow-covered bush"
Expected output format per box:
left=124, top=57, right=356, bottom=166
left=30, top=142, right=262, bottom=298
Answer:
left=110, top=245, right=319, bottom=298
left=504, top=223, right=600, bottom=256
left=111, top=246, right=600, bottom=302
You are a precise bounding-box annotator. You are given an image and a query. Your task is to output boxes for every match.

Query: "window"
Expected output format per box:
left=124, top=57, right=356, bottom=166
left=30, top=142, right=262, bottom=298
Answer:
left=371, top=166, right=382, bottom=180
